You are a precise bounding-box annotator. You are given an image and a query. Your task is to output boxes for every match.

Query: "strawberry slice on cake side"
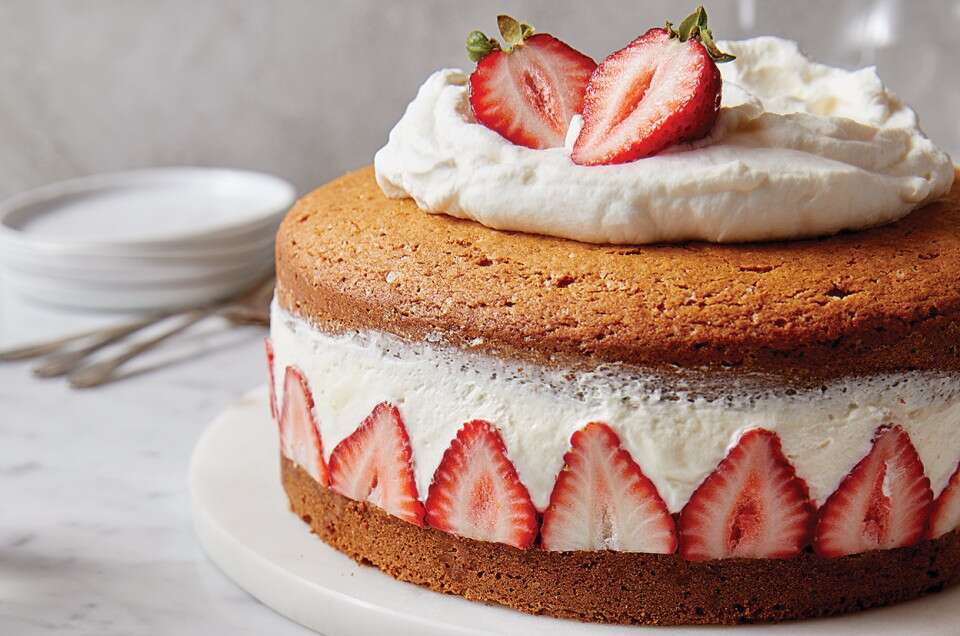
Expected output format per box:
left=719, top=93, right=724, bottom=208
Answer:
left=571, top=5, right=735, bottom=165
left=679, top=428, right=816, bottom=561
left=328, top=402, right=426, bottom=526
left=541, top=422, right=677, bottom=553
left=265, top=337, right=278, bottom=422
left=278, top=366, right=329, bottom=487
left=466, top=15, right=596, bottom=149
left=929, top=462, right=960, bottom=540
left=425, top=420, right=538, bottom=549
left=814, top=425, right=933, bottom=558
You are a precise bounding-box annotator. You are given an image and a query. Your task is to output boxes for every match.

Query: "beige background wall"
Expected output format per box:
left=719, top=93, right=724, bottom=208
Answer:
left=2, top=0, right=958, bottom=197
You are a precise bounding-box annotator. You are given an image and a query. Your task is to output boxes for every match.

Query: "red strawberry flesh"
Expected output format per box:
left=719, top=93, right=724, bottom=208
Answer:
left=470, top=33, right=595, bottom=149
left=425, top=420, right=537, bottom=549
left=572, top=28, right=722, bottom=165
left=814, top=425, right=932, bottom=558
left=929, top=462, right=960, bottom=539
left=279, top=366, right=329, bottom=486
left=541, top=422, right=676, bottom=553
left=679, top=428, right=815, bottom=560
left=265, top=337, right=278, bottom=422
left=328, top=402, right=425, bottom=526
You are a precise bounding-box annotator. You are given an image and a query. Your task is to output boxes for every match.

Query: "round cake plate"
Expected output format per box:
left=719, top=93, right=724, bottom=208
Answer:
left=190, top=388, right=960, bottom=636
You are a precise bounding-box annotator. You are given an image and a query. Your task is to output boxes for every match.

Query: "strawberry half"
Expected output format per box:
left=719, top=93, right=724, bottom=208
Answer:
left=930, top=462, right=960, bottom=539
left=279, top=366, right=329, bottom=486
left=425, top=420, right=537, bottom=549
left=679, top=428, right=815, bottom=561
left=541, top=422, right=676, bottom=553
left=814, top=425, right=933, bottom=558
left=467, top=15, right=595, bottom=149
left=571, top=6, right=734, bottom=165
left=328, top=402, right=425, bottom=526
left=265, top=337, right=277, bottom=422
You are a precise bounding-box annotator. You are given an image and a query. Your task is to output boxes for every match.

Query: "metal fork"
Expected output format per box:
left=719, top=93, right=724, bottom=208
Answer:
left=67, top=276, right=276, bottom=389
left=32, top=313, right=176, bottom=378
left=0, top=275, right=274, bottom=388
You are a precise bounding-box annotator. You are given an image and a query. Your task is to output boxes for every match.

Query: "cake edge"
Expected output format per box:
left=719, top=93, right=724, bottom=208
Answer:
left=275, top=166, right=960, bottom=386
left=282, top=457, right=960, bottom=626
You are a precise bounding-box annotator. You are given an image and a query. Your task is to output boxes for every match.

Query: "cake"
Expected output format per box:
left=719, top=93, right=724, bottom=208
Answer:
left=266, top=10, right=959, bottom=626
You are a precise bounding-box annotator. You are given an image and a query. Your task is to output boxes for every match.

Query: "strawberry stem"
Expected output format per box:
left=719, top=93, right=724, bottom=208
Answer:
left=466, top=30, right=500, bottom=62
left=665, top=5, right=735, bottom=63
left=466, top=15, right=535, bottom=63
left=497, top=15, right=535, bottom=48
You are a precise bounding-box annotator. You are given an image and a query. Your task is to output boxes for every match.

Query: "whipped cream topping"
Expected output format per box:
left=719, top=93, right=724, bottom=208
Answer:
left=374, top=37, right=954, bottom=245
left=271, top=303, right=960, bottom=512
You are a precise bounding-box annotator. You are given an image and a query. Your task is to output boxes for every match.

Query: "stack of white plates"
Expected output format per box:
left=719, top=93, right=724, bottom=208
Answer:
left=0, top=168, right=296, bottom=311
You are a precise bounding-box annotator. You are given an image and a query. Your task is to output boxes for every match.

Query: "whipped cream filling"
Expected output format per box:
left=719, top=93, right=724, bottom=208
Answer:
left=374, top=37, right=954, bottom=245
left=270, top=303, right=960, bottom=512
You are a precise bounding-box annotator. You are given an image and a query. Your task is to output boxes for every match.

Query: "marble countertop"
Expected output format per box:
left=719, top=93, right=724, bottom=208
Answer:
left=0, top=275, right=315, bottom=635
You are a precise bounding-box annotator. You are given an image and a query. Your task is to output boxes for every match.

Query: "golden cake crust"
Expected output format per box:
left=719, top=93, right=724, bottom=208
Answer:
left=276, top=167, right=960, bottom=383
left=282, top=459, right=960, bottom=625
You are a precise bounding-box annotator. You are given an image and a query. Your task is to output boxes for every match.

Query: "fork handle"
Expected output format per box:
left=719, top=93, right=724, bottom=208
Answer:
left=68, top=309, right=216, bottom=389
left=32, top=314, right=175, bottom=378
left=0, top=313, right=166, bottom=362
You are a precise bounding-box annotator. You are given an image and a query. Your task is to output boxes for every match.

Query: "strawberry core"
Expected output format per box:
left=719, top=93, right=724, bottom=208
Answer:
left=863, top=464, right=892, bottom=545
left=519, top=66, right=562, bottom=134
left=469, top=474, right=497, bottom=532
left=610, top=70, right=655, bottom=130
left=727, top=475, right=762, bottom=551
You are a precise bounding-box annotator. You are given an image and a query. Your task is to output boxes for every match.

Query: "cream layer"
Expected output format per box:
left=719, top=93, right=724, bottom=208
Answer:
left=271, top=302, right=960, bottom=512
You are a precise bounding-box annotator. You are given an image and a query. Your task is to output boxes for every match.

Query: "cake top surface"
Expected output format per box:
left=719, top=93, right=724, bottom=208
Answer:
left=374, top=37, right=954, bottom=245
left=276, top=167, right=960, bottom=383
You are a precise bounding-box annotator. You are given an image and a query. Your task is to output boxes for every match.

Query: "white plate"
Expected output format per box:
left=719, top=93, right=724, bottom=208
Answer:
left=0, top=168, right=295, bottom=249
left=5, top=264, right=272, bottom=311
left=0, top=222, right=280, bottom=259
left=190, top=388, right=960, bottom=636
left=2, top=243, right=275, bottom=284
left=0, top=168, right=290, bottom=311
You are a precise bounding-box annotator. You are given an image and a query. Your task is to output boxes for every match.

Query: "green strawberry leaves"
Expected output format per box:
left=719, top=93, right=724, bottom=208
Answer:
left=467, top=31, right=500, bottom=63
left=667, top=5, right=736, bottom=63
left=466, top=15, right=535, bottom=63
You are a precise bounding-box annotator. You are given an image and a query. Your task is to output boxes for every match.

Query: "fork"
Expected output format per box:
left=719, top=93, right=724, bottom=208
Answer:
left=32, top=313, right=176, bottom=378
left=67, top=275, right=276, bottom=389
left=0, top=275, right=275, bottom=388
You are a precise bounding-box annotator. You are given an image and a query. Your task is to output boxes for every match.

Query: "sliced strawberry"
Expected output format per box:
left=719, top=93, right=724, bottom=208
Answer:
left=541, top=422, right=676, bottom=553
left=571, top=7, right=733, bottom=165
left=265, top=337, right=278, bottom=422
left=425, top=420, right=537, bottom=549
left=930, top=462, right=960, bottom=539
left=467, top=16, right=595, bottom=149
left=814, top=425, right=932, bottom=558
left=679, top=429, right=815, bottom=561
left=279, top=366, right=328, bottom=486
left=328, top=402, right=424, bottom=526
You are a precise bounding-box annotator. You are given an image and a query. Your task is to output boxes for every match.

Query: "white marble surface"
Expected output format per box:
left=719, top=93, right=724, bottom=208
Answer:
left=0, top=274, right=314, bottom=635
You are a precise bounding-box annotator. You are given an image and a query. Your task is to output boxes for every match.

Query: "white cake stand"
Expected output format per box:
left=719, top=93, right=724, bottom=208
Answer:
left=190, top=388, right=960, bottom=636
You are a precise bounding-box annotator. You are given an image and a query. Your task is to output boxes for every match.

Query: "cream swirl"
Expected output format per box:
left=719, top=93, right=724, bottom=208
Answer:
left=374, top=37, right=954, bottom=245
